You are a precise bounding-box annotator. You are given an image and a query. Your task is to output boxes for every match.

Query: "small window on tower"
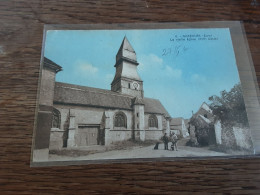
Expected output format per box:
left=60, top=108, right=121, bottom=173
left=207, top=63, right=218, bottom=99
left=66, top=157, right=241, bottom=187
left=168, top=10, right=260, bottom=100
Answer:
left=128, top=83, right=131, bottom=88
left=137, top=113, right=139, bottom=117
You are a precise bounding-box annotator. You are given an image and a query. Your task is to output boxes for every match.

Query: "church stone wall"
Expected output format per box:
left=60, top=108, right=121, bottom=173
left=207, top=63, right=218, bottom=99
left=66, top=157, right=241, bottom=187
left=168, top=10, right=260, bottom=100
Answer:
left=51, top=105, right=106, bottom=148
left=50, top=105, right=138, bottom=147
left=48, top=106, right=69, bottom=149
left=49, top=129, right=64, bottom=150
left=58, top=107, right=70, bottom=131
left=54, top=104, right=105, bottom=128
left=144, top=114, right=164, bottom=140
left=72, top=107, right=105, bottom=147
left=144, top=114, right=163, bottom=130
left=73, top=108, right=105, bottom=125
left=106, top=130, right=132, bottom=145
left=49, top=106, right=69, bottom=150
left=145, top=130, right=164, bottom=140
left=39, top=68, right=56, bottom=106
left=133, top=104, right=145, bottom=140
left=104, top=109, right=133, bottom=145
left=34, top=67, right=57, bottom=161
left=158, top=115, right=163, bottom=130
left=51, top=104, right=168, bottom=147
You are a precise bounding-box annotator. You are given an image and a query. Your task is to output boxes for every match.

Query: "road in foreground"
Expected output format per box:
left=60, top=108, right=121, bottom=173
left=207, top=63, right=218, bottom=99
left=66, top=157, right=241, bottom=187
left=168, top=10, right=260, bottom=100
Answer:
left=49, top=143, right=228, bottom=162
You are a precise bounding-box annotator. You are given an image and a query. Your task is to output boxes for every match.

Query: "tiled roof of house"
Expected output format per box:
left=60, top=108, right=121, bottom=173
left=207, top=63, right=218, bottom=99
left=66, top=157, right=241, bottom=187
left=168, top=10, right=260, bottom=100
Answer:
left=200, top=102, right=213, bottom=114
left=54, top=82, right=170, bottom=117
left=170, top=117, right=183, bottom=126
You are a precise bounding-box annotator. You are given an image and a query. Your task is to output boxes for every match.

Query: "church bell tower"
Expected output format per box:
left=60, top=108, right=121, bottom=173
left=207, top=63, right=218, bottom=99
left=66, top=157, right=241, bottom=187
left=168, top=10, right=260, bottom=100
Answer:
left=111, top=37, right=144, bottom=98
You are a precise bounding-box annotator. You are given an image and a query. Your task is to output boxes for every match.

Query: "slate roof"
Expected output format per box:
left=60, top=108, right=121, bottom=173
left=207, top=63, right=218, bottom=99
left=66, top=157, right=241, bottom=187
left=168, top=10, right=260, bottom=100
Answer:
left=54, top=82, right=170, bottom=117
left=117, top=36, right=135, bottom=53
left=43, top=57, right=62, bottom=73
left=115, top=36, right=138, bottom=66
left=54, top=82, right=133, bottom=110
left=143, top=97, right=170, bottom=117
left=133, top=97, right=145, bottom=105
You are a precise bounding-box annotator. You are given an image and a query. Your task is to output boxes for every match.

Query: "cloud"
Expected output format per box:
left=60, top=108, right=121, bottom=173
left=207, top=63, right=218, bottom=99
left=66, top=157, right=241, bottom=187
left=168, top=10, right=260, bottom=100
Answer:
left=79, top=63, right=98, bottom=73
left=165, top=65, right=182, bottom=79
left=191, top=73, right=206, bottom=82
left=139, top=53, right=163, bottom=71
left=149, top=54, right=163, bottom=66
left=75, top=61, right=98, bottom=75
left=139, top=53, right=182, bottom=79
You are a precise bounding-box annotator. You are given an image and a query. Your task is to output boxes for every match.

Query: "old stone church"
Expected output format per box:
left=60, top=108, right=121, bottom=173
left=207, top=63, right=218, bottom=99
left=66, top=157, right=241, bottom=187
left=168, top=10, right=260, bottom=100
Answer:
left=34, top=37, right=171, bottom=159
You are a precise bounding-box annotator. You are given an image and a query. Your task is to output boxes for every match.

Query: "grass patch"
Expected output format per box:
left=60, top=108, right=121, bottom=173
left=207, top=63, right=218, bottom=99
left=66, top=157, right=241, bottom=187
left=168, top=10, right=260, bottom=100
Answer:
left=49, top=149, right=99, bottom=157
left=50, top=139, right=159, bottom=157
left=105, top=139, right=159, bottom=151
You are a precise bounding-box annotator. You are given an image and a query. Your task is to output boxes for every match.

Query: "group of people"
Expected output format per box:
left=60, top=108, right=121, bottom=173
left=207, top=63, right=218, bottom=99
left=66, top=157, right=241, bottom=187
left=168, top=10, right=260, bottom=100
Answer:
left=154, top=132, right=179, bottom=151
left=162, top=132, right=178, bottom=151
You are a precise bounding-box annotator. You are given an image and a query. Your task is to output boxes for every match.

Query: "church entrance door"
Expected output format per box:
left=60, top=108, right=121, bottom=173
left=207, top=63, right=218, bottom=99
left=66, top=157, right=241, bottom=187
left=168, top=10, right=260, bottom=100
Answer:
left=78, top=126, right=99, bottom=146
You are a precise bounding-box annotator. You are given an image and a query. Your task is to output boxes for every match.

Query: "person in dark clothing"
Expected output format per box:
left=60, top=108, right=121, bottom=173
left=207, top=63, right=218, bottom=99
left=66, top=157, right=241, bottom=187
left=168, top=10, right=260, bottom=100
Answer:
left=162, top=133, right=169, bottom=150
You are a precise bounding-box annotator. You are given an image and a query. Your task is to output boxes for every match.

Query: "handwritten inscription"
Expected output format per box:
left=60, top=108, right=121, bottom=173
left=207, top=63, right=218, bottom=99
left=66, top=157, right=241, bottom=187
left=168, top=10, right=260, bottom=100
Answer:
left=162, top=45, right=188, bottom=57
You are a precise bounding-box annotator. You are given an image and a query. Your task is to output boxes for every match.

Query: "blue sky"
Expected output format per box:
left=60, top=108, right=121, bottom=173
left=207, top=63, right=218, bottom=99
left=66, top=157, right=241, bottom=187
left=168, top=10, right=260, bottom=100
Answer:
left=44, top=28, right=240, bottom=119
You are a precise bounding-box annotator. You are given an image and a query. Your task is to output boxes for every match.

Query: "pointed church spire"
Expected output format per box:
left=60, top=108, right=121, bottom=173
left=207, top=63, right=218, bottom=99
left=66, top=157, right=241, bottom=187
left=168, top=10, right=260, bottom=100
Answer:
left=111, top=37, right=144, bottom=98
left=118, top=36, right=135, bottom=52
left=116, top=36, right=137, bottom=64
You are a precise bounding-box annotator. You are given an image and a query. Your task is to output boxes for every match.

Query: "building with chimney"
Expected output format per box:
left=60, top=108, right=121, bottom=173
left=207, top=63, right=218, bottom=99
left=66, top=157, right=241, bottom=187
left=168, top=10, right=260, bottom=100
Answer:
left=34, top=37, right=171, bottom=159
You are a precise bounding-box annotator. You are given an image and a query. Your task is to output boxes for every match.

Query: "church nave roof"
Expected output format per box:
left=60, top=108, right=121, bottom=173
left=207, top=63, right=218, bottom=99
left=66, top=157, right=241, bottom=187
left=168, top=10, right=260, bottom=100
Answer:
left=54, top=82, right=170, bottom=117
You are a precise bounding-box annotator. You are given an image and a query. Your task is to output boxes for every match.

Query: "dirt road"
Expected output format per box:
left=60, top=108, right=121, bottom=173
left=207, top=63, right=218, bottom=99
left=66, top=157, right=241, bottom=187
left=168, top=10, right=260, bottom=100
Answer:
left=49, top=142, right=228, bottom=162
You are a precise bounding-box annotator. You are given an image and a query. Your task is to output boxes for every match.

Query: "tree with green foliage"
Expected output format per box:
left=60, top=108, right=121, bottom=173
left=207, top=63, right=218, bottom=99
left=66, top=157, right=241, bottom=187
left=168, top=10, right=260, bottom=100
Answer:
left=208, top=83, right=249, bottom=127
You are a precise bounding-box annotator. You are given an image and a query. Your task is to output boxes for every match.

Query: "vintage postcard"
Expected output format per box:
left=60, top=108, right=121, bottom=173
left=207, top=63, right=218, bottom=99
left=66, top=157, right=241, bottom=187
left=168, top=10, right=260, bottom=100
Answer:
left=31, top=22, right=260, bottom=166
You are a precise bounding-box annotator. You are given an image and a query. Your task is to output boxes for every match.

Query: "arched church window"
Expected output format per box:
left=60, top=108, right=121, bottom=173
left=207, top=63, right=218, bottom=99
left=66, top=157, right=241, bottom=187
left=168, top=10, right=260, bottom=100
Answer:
left=114, top=112, right=127, bottom=128
left=148, top=114, right=158, bottom=128
left=52, top=108, right=61, bottom=128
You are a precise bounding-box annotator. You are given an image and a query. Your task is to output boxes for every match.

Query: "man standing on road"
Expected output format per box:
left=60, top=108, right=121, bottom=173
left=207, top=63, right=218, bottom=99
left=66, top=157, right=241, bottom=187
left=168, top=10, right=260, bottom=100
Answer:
left=162, top=133, right=169, bottom=150
left=172, top=132, right=178, bottom=151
